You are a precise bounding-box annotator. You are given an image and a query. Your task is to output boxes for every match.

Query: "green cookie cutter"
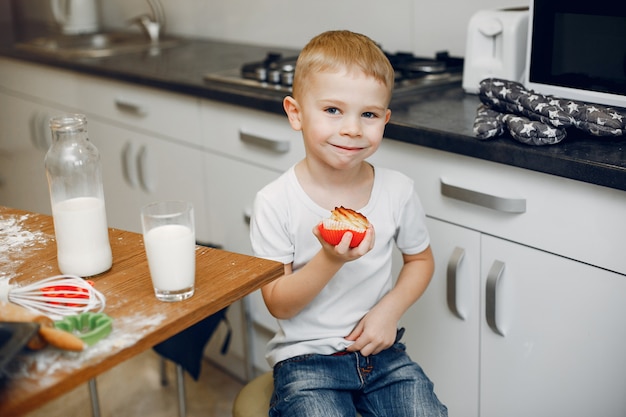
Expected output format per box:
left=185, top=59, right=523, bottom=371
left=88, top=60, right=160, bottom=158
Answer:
left=55, top=312, right=113, bottom=346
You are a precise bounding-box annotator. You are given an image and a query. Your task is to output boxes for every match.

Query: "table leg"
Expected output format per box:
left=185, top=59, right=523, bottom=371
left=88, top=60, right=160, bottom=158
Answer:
left=160, top=357, right=169, bottom=386
left=176, top=364, right=186, bottom=417
left=88, top=378, right=101, bottom=417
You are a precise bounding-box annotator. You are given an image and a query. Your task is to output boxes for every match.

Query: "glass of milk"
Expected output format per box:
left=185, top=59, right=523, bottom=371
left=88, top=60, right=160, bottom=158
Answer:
left=141, top=201, right=196, bottom=302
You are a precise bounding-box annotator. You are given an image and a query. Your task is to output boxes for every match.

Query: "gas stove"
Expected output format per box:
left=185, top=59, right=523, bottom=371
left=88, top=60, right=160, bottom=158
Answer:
left=204, top=50, right=463, bottom=98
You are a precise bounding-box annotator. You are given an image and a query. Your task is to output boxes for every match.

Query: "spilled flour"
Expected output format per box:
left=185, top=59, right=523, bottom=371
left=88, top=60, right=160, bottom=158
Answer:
left=0, top=213, right=169, bottom=388
left=0, top=213, right=49, bottom=281
left=4, top=312, right=167, bottom=385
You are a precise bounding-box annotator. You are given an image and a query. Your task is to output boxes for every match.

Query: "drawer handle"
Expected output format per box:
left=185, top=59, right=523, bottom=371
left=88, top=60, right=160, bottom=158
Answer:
left=440, top=178, right=526, bottom=213
left=446, top=247, right=467, bottom=320
left=486, top=260, right=507, bottom=337
left=114, top=98, right=148, bottom=116
left=239, top=129, right=290, bottom=153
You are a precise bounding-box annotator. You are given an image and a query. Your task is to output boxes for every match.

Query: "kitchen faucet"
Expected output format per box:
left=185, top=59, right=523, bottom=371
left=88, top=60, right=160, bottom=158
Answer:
left=131, top=0, right=166, bottom=43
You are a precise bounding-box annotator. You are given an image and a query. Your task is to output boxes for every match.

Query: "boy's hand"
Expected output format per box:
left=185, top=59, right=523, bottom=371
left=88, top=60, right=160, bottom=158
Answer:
left=344, top=307, right=397, bottom=356
left=313, top=223, right=375, bottom=261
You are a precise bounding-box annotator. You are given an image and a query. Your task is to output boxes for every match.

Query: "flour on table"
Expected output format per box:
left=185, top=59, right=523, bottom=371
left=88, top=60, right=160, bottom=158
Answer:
left=4, top=312, right=167, bottom=385
left=0, top=214, right=169, bottom=385
left=0, top=214, right=49, bottom=281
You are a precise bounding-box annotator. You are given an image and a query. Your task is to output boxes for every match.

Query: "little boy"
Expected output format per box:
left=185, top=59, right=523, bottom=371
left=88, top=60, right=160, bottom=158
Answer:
left=250, top=30, right=447, bottom=417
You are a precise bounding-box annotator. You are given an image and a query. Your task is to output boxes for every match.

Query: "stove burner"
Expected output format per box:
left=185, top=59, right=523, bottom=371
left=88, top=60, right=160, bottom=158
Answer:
left=204, top=50, right=463, bottom=97
left=241, top=53, right=298, bottom=86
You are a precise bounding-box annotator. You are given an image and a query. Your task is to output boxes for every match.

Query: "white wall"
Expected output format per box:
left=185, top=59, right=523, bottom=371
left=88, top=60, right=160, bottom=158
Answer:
left=102, top=0, right=526, bottom=56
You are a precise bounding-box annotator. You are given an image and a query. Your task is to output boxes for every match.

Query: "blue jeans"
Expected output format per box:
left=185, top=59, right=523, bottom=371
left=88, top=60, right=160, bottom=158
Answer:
left=269, top=340, right=447, bottom=417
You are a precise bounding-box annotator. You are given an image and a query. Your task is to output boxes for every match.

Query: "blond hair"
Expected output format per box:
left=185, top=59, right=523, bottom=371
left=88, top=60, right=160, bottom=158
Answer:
left=292, top=30, right=395, bottom=101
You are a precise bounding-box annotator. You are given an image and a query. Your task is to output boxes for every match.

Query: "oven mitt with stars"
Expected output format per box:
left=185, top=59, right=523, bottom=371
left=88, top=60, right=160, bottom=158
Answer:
left=472, top=78, right=626, bottom=145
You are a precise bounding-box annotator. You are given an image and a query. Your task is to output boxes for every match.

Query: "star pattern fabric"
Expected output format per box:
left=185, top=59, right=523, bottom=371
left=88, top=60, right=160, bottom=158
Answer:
left=473, top=78, right=626, bottom=145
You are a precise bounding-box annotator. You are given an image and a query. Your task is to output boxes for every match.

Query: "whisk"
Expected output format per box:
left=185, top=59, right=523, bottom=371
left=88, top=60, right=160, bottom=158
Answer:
left=0, top=275, right=106, bottom=320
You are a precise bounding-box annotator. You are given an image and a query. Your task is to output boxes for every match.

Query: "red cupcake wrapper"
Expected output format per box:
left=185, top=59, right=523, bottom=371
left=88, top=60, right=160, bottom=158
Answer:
left=318, top=221, right=366, bottom=248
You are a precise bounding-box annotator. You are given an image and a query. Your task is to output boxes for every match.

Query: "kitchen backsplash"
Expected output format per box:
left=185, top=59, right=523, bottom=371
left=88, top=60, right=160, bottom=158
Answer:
left=101, top=0, right=525, bottom=56
left=2, top=0, right=524, bottom=56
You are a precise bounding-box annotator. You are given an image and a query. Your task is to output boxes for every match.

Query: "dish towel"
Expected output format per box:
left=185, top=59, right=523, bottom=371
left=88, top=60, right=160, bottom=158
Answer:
left=472, top=78, right=626, bottom=145
left=153, top=307, right=230, bottom=380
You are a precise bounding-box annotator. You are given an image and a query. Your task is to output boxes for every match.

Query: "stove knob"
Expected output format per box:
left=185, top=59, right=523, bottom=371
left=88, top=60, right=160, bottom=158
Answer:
left=255, top=67, right=267, bottom=82
left=268, top=68, right=282, bottom=84
left=281, top=64, right=295, bottom=87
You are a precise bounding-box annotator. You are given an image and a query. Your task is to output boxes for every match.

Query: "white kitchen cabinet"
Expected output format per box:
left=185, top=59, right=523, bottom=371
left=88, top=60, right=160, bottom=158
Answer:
left=200, top=100, right=304, bottom=380
left=202, top=152, right=280, bottom=380
left=0, top=90, right=56, bottom=214
left=70, top=72, right=207, bottom=239
left=200, top=100, right=304, bottom=172
left=402, top=217, right=481, bottom=417
left=371, top=139, right=626, bottom=277
left=87, top=118, right=209, bottom=242
left=479, top=233, right=626, bottom=417
left=0, top=58, right=83, bottom=215
left=370, top=139, right=626, bottom=417
left=75, top=75, right=202, bottom=148
left=0, top=58, right=208, bottom=243
left=407, top=217, right=626, bottom=417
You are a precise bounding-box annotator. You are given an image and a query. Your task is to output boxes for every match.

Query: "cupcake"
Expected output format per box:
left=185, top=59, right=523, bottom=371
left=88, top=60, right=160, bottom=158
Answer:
left=318, top=206, right=369, bottom=248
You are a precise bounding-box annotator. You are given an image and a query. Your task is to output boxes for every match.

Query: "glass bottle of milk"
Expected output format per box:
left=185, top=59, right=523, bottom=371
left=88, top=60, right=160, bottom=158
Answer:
left=45, top=114, right=112, bottom=277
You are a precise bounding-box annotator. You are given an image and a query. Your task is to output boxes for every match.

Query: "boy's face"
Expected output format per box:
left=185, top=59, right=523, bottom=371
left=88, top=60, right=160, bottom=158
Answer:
left=285, top=69, right=391, bottom=171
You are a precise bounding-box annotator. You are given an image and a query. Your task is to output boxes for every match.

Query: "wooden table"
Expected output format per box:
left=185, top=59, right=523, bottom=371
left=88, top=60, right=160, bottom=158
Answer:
left=0, top=206, right=282, bottom=416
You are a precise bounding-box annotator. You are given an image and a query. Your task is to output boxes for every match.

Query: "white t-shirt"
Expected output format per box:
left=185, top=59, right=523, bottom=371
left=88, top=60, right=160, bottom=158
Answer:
left=250, top=164, right=430, bottom=367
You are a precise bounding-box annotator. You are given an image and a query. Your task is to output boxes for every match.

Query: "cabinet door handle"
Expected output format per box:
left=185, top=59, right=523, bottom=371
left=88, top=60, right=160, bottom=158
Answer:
left=243, top=206, right=252, bottom=225
left=114, top=97, right=148, bottom=117
left=137, top=145, right=157, bottom=193
left=30, top=111, right=52, bottom=151
left=121, top=142, right=139, bottom=188
left=486, top=260, right=507, bottom=337
left=239, top=129, right=290, bottom=153
left=446, top=247, right=467, bottom=320
left=440, top=178, right=526, bottom=213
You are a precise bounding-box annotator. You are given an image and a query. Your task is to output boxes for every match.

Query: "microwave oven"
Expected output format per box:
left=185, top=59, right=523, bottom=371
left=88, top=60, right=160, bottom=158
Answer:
left=525, top=0, right=626, bottom=108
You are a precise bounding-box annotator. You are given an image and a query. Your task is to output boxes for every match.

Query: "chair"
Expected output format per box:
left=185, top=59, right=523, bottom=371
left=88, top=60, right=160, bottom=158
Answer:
left=232, top=371, right=273, bottom=417
left=232, top=371, right=362, bottom=417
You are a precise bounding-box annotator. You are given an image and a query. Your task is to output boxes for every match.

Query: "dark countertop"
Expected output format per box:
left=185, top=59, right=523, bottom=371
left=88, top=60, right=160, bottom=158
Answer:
left=1, top=31, right=625, bottom=192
